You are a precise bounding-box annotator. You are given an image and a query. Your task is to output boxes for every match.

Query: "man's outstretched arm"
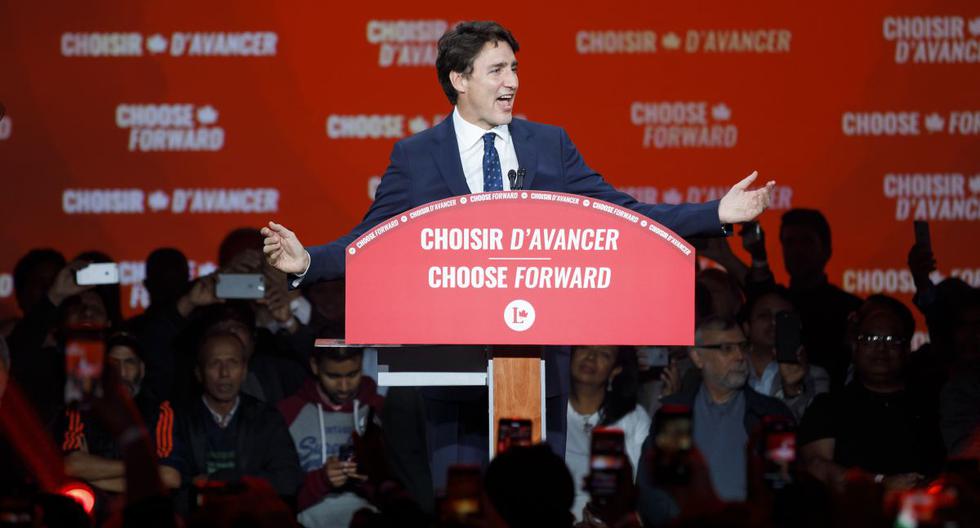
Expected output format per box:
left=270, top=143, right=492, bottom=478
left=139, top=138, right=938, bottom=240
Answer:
left=558, top=128, right=774, bottom=237
left=262, top=141, right=412, bottom=285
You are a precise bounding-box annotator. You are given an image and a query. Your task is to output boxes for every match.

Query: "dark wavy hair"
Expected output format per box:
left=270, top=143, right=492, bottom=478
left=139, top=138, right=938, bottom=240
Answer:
left=436, top=21, right=519, bottom=105
left=569, top=346, right=641, bottom=426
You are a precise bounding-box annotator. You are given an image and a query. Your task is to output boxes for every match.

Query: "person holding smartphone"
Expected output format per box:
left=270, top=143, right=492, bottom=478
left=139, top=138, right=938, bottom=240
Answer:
left=742, top=286, right=830, bottom=421
left=565, top=345, right=650, bottom=522
left=635, top=315, right=793, bottom=526
left=7, top=259, right=115, bottom=426
left=276, top=346, right=388, bottom=528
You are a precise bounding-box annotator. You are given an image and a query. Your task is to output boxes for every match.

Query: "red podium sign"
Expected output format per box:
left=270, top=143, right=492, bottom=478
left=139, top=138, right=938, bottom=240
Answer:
left=345, top=191, right=695, bottom=345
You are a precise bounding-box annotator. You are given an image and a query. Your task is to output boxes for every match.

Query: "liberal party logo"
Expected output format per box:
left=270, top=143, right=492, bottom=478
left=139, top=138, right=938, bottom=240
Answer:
left=504, top=299, right=536, bottom=332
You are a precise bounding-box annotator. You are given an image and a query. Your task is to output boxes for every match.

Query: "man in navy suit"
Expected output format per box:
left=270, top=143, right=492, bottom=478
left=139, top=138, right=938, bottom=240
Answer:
left=262, top=21, right=775, bottom=286
left=262, top=21, right=774, bottom=503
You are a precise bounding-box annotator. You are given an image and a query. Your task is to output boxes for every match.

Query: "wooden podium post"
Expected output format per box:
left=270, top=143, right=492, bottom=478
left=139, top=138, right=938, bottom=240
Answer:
left=490, top=348, right=545, bottom=453
left=341, top=191, right=695, bottom=455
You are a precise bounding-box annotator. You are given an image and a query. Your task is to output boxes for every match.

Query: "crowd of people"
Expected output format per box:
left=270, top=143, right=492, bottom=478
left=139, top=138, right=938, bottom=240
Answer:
left=0, top=209, right=978, bottom=527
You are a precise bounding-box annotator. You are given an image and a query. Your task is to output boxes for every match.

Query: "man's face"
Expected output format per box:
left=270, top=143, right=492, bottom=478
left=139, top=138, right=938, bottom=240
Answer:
left=197, top=336, right=247, bottom=404
left=780, top=225, right=829, bottom=280
left=748, top=294, right=795, bottom=348
left=853, top=311, right=908, bottom=386
left=107, top=344, right=144, bottom=397
left=453, top=41, right=518, bottom=130
left=692, top=326, right=749, bottom=392
left=570, top=346, right=622, bottom=388
left=64, top=291, right=109, bottom=328
left=311, top=355, right=362, bottom=406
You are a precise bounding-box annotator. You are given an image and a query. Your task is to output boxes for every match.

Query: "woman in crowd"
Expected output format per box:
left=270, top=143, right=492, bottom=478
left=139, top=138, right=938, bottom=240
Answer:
left=565, top=345, right=650, bottom=522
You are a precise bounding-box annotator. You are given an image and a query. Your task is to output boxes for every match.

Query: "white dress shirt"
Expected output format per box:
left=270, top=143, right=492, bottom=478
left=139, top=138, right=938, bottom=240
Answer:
left=452, top=106, right=519, bottom=193
left=292, top=107, right=522, bottom=286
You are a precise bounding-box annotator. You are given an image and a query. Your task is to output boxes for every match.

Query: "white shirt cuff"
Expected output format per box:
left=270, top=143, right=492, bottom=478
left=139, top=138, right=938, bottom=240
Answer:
left=290, top=251, right=312, bottom=288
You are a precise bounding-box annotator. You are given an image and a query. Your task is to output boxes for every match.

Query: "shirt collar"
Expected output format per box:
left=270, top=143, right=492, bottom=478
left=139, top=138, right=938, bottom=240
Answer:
left=202, top=395, right=240, bottom=429
left=452, top=106, right=510, bottom=150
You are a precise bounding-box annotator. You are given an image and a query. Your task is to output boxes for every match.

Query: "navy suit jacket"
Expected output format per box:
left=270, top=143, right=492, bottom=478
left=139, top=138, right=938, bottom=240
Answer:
left=303, top=115, right=723, bottom=284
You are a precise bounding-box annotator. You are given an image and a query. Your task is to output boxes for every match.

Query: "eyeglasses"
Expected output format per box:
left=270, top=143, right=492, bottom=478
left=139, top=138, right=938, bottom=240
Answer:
left=856, top=334, right=907, bottom=349
left=695, top=341, right=749, bottom=354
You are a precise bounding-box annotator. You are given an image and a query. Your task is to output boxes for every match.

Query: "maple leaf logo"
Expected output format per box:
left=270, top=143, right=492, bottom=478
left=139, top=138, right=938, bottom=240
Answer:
left=147, top=190, right=169, bottom=212
left=969, top=17, right=980, bottom=37
left=663, top=188, right=682, bottom=204
left=196, top=105, right=218, bottom=125
left=924, top=113, right=945, bottom=133
left=408, top=115, right=428, bottom=134
left=146, top=34, right=168, bottom=54
left=662, top=32, right=681, bottom=50
left=518, top=309, right=528, bottom=318
left=711, top=103, right=732, bottom=121
left=969, top=174, right=980, bottom=194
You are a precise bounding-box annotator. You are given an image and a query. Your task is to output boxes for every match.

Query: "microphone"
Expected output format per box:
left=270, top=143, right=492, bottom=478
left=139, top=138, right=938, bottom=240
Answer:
left=508, top=169, right=518, bottom=190
left=517, top=168, right=527, bottom=190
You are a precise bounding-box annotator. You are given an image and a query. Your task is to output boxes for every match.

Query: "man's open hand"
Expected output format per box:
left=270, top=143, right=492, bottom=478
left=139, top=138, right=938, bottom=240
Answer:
left=261, top=221, right=310, bottom=275
left=718, top=171, right=776, bottom=224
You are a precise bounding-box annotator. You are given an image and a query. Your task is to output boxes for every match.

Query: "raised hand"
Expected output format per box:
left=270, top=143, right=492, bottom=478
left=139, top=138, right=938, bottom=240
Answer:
left=261, top=221, right=310, bottom=275
left=48, top=261, right=95, bottom=306
left=177, top=274, right=223, bottom=318
left=718, top=171, right=776, bottom=224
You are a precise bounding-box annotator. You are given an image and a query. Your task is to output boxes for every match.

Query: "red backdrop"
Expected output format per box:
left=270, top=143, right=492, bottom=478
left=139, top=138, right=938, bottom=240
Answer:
left=1, top=1, right=977, bottom=347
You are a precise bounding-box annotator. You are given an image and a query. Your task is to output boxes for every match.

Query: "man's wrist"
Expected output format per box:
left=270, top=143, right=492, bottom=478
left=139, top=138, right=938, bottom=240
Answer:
left=298, top=250, right=312, bottom=277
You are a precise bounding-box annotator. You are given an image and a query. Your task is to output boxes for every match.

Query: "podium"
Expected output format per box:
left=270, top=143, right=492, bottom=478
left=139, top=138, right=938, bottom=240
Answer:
left=317, top=191, right=694, bottom=456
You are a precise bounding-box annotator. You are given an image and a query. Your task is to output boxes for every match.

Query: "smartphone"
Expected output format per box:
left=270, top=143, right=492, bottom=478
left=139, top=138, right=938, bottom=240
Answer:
left=913, top=220, right=931, bottom=250
left=215, top=273, right=265, bottom=299
left=64, top=327, right=106, bottom=404
left=588, top=427, right=626, bottom=503
left=774, top=311, right=802, bottom=364
left=440, top=465, right=482, bottom=522
left=497, top=418, right=533, bottom=454
left=760, top=415, right=796, bottom=490
left=338, top=443, right=355, bottom=462
left=652, top=404, right=693, bottom=485
left=75, top=263, right=120, bottom=286
left=740, top=221, right=762, bottom=244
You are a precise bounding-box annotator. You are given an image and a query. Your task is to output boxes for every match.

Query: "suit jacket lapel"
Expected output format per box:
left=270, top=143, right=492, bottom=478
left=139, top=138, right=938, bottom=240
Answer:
left=510, top=119, right=537, bottom=190
left=431, top=114, right=471, bottom=197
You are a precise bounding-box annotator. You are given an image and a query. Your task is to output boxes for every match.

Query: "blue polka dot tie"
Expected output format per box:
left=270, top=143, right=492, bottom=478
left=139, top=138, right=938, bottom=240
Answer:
left=482, top=132, right=503, bottom=192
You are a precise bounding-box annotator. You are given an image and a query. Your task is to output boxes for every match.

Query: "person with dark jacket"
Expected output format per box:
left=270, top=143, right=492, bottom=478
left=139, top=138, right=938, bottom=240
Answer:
left=164, top=329, right=302, bottom=508
left=61, top=332, right=180, bottom=493
left=799, top=295, right=946, bottom=491
left=635, top=315, right=794, bottom=527
left=8, top=260, right=114, bottom=427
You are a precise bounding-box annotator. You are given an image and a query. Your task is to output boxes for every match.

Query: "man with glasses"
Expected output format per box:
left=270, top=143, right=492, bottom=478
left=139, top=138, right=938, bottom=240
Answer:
left=799, top=294, right=946, bottom=491
left=635, top=315, right=792, bottom=526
